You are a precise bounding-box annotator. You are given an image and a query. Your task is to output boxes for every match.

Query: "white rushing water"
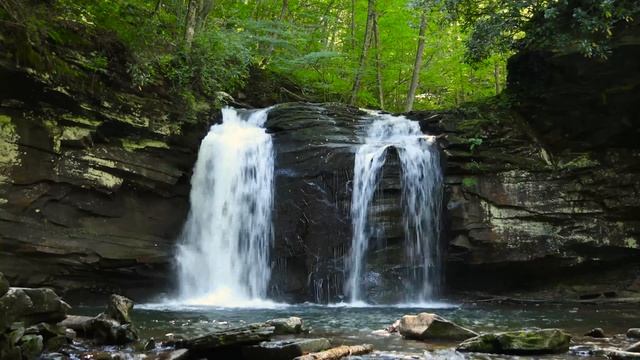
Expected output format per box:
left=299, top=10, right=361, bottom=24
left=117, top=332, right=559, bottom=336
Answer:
left=175, top=107, right=275, bottom=307
left=346, top=112, right=443, bottom=303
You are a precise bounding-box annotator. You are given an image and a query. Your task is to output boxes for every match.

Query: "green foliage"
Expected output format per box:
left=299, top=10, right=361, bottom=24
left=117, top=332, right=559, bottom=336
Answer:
left=1, top=0, right=513, bottom=111
left=467, top=137, right=483, bottom=151
left=462, top=177, right=478, bottom=188
left=446, top=0, right=640, bottom=62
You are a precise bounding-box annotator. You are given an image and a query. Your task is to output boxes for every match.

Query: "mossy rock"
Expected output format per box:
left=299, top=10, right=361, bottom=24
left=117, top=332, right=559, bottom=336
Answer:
left=457, top=329, right=571, bottom=355
left=18, top=334, right=44, bottom=359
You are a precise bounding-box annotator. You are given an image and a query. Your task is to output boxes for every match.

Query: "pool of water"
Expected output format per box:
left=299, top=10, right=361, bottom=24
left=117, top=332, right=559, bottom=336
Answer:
left=73, top=302, right=640, bottom=359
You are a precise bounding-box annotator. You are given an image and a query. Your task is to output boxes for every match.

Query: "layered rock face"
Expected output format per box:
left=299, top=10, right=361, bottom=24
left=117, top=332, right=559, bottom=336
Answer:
left=0, top=41, right=210, bottom=300
left=266, top=104, right=442, bottom=303
left=433, top=21, right=640, bottom=298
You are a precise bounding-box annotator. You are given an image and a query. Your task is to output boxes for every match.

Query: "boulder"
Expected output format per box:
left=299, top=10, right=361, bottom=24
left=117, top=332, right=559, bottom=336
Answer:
left=457, top=329, right=571, bottom=355
left=266, top=317, right=305, bottom=335
left=0, top=288, right=70, bottom=327
left=178, top=323, right=274, bottom=352
left=19, top=334, right=44, bottom=359
left=58, top=314, right=138, bottom=345
left=0, top=272, right=8, bottom=297
left=90, top=315, right=138, bottom=345
left=58, top=315, right=94, bottom=334
left=106, top=294, right=134, bottom=324
left=626, top=342, right=640, bottom=353
left=628, top=329, right=640, bottom=339
left=585, top=328, right=606, bottom=338
left=398, top=313, right=477, bottom=341
left=243, top=338, right=332, bottom=360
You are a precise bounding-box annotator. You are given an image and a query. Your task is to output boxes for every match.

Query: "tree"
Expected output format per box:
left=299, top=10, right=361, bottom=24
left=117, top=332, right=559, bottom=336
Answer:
left=446, top=0, right=640, bottom=63
left=372, top=11, right=384, bottom=109
left=349, top=0, right=375, bottom=106
left=404, top=12, right=427, bottom=112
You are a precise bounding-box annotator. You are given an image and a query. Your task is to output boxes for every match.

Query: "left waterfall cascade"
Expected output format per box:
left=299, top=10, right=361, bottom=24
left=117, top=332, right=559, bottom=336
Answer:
left=174, top=107, right=277, bottom=307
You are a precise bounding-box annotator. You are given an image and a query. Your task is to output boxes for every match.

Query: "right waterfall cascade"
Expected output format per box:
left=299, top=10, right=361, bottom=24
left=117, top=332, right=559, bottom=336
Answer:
left=345, top=112, right=443, bottom=304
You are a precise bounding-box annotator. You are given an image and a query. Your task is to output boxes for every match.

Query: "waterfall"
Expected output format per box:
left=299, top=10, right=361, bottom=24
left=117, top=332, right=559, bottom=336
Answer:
left=175, top=107, right=275, bottom=307
left=346, top=112, right=443, bottom=303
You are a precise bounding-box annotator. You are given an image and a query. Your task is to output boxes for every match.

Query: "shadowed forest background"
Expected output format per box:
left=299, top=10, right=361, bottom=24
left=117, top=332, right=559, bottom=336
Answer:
left=2, top=0, right=637, bottom=113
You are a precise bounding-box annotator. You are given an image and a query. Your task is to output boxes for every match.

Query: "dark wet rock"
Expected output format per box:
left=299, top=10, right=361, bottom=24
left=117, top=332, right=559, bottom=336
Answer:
left=629, top=329, right=640, bottom=339
left=144, top=338, right=157, bottom=351
left=19, top=334, right=44, bottom=359
left=177, top=323, right=274, bottom=353
left=89, top=315, right=138, bottom=345
left=0, top=288, right=70, bottom=328
left=44, top=335, right=68, bottom=352
left=243, top=338, right=332, bottom=360
left=627, top=342, right=640, bottom=353
left=266, top=317, right=305, bottom=335
left=398, top=313, right=477, bottom=341
left=585, top=328, right=606, bottom=338
left=58, top=315, right=94, bottom=334
left=106, top=294, right=134, bottom=324
left=0, top=273, right=8, bottom=297
left=457, top=329, right=571, bottom=355
left=608, top=349, right=640, bottom=360
left=58, top=313, right=137, bottom=345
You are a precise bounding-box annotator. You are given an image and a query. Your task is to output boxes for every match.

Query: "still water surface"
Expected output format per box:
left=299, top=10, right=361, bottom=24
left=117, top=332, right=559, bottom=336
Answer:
left=75, top=302, right=640, bottom=359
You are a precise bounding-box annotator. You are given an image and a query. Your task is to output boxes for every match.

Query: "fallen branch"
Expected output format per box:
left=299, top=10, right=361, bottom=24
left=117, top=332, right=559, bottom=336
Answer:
left=293, top=344, right=373, bottom=360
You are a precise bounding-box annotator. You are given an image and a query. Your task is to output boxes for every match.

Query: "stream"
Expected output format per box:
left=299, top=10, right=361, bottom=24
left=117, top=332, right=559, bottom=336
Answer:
left=72, top=302, right=640, bottom=359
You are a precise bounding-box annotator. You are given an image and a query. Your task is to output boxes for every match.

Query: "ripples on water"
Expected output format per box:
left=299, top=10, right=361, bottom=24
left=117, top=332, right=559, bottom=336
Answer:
left=71, top=302, right=640, bottom=359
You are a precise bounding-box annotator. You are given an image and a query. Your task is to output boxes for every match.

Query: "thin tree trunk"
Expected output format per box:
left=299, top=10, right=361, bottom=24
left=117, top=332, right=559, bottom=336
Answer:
left=350, top=0, right=356, bottom=50
left=184, top=0, right=199, bottom=50
left=196, top=0, right=213, bottom=32
left=153, top=0, right=162, bottom=14
left=373, top=12, right=384, bottom=109
left=494, top=62, right=501, bottom=95
left=404, top=13, right=427, bottom=112
left=279, top=0, right=289, bottom=19
left=349, top=0, right=375, bottom=106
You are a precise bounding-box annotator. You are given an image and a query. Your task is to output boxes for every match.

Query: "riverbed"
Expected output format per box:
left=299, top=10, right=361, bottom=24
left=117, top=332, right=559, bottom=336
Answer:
left=72, top=302, right=640, bottom=359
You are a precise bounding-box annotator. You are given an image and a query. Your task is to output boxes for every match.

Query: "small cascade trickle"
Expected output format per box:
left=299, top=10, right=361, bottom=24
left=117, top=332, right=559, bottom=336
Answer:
left=175, top=107, right=275, bottom=307
left=345, top=112, right=443, bottom=304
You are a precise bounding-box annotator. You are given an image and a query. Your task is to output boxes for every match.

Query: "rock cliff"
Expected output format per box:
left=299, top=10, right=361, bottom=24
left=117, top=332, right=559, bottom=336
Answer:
left=0, top=20, right=638, bottom=303
left=0, top=32, right=211, bottom=300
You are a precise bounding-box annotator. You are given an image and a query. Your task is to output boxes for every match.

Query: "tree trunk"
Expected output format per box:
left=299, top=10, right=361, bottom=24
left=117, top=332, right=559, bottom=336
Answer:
left=373, top=11, right=384, bottom=109
left=196, top=0, right=213, bottom=32
left=404, top=13, right=427, bottom=112
left=293, top=344, right=374, bottom=360
left=153, top=0, right=162, bottom=14
left=184, top=0, right=199, bottom=50
left=279, top=0, right=289, bottom=19
left=349, top=0, right=375, bottom=106
left=350, top=0, right=356, bottom=50
left=494, top=62, right=501, bottom=95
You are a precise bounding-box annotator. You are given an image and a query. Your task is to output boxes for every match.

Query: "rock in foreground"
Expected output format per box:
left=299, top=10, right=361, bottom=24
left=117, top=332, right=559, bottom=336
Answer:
left=398, top=313, right=477, bottom=341
left=243, top=338, right=331, bottom=360
left=266, top=317, right=305, bottom=335
left=457, top=329, right=571, bottom=355
left=178, top=323, right=274, bottom=352
left=628, top=329, right=640, bottom=339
